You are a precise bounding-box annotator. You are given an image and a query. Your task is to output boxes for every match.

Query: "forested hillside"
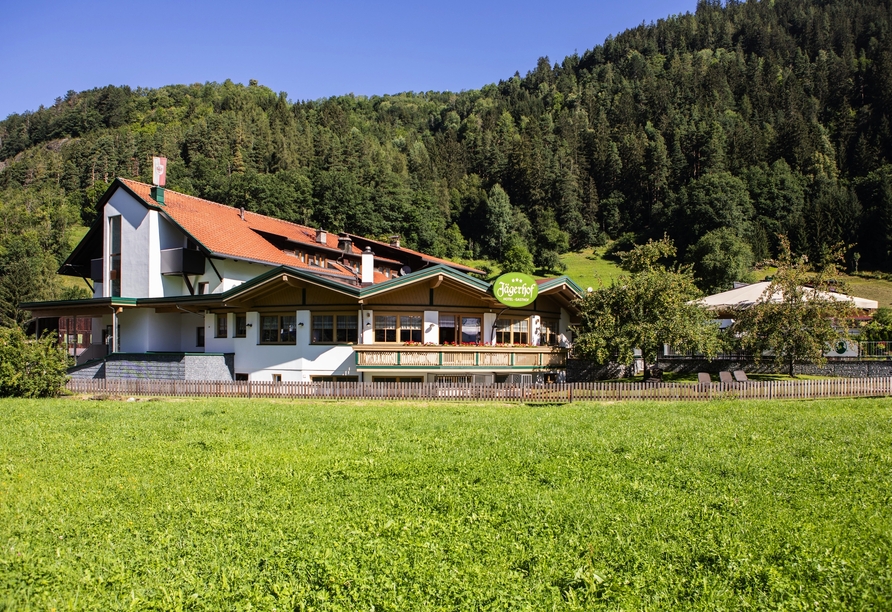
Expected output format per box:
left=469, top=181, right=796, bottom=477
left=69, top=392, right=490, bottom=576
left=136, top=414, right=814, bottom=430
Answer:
left=3, top=0, right=892, bottom=325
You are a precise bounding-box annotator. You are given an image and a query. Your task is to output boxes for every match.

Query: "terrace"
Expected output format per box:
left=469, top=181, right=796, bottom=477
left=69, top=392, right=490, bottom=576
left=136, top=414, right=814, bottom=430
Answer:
left=353, top=344, right=567, bottom=369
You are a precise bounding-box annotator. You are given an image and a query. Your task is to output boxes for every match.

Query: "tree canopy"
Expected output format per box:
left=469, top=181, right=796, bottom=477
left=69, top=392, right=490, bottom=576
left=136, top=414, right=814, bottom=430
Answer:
left=731, top=237, right=857, bottom=376
left=573, top=237, right=720, bottom=377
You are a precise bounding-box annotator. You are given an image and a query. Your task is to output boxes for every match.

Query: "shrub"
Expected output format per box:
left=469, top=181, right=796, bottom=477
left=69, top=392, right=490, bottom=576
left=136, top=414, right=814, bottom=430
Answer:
left=0, top=326, right=69, bottom=397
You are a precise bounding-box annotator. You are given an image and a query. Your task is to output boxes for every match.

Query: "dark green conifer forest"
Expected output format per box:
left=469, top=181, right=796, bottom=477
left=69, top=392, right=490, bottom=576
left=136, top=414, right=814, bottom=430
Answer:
left=3, top=0, right=892, bottom=324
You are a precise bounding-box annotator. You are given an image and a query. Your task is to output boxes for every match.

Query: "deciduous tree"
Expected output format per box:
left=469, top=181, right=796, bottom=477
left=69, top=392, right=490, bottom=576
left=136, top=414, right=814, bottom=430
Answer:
left=573, top=237, right=719, bottom=379
left=731, top=237, right=856, bottom=377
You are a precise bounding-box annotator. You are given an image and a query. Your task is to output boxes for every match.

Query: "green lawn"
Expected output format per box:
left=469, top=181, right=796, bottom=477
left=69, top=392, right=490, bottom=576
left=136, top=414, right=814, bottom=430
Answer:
left=560, top=247, right=624, bottom=289
left=2, top=397, right=890, bottom=610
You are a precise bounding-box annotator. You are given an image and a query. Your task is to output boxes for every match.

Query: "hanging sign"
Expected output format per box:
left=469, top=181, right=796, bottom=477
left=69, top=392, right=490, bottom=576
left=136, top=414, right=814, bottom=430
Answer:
left=493, top=272, right=538, bottom=308
left=152, top=156, right=167, bottom=186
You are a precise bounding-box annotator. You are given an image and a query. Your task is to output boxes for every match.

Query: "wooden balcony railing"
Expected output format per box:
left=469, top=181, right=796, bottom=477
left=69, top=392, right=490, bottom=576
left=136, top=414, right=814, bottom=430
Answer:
left=353, top=345, right=567, bottom=369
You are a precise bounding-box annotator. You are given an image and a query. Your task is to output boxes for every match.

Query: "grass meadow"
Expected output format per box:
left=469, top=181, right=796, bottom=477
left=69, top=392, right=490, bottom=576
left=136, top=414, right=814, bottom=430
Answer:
left=1, top=397, right=890, bottom=610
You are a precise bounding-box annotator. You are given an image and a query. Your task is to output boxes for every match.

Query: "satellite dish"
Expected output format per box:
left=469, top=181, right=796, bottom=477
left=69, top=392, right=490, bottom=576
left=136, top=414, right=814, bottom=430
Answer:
left=399, top=265, right=411, bottom=276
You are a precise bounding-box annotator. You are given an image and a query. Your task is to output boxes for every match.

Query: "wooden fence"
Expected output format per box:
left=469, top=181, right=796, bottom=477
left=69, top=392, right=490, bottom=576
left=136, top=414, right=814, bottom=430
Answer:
left=65, top=377, right=892, bottom=402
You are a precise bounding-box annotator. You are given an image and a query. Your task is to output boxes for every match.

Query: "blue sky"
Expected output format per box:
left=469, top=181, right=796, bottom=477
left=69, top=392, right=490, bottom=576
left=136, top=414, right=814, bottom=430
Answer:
left=0, top=0, right=694, bottom=118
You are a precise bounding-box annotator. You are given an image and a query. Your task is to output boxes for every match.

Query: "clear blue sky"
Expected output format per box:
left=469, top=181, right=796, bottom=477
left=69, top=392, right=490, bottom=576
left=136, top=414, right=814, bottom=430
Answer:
left=0, top=0, right=695, bottom=119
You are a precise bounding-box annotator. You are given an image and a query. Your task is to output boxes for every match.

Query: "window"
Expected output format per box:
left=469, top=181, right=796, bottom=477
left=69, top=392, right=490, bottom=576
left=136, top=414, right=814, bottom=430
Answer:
left=372, top=376, right=424, bottom=383
left=311, top=375, right=359, bottom=382
left=197, top=282, right=209, bottom=295
left=196, top=326, right=205, bottom=348
left=215, top=314, right=228, bottom=338
left=541, top=319, right=560, bottom=346
left=399, top=315, right=422, bottom=343
left=374, top=314, right=422, bottom=343
left=439, top=314, right=457, bottom=344
left=235, top=373, right=249, bottom=381
left=312, top=314, right=358, bottom=344
left=234, top=313, right=247, bottom=338
left=260, top=314, right=296, bottom=344
left=495, top=318, right=529, bottom=345
left=272, top=374, right=282, bottom=383
left=374, top=315, right=397, bottom=342
left=460, top=316, right=482, bottom=344
left=108, top=215, right=121, bottom=297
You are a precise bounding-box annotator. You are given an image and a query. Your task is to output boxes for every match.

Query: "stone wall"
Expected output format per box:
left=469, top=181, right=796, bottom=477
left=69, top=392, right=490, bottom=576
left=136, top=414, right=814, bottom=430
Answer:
left=69, top=353, right=234, bottom=381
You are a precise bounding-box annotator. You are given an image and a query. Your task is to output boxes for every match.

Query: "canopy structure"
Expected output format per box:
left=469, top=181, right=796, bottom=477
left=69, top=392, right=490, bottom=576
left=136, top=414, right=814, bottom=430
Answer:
left=697, top=281, right=878, bottom=313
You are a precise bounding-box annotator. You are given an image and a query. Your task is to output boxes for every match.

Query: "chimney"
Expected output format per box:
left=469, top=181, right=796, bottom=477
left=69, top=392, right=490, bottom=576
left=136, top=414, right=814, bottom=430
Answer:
left=239, top=207, right=245, bottom=221
left=361, top=247, right=375, bottom=284
left=316, top=228, right=327, bottom=244
left=389, top=235, right=401, bottom=248
left=337, top=233, right=353, bottom=252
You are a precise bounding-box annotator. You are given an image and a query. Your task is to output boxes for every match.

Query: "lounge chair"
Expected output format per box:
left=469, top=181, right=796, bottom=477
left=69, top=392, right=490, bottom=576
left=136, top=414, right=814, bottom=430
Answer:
left=719, top=371, right=734, bottom=385
left=733, top=370, right=749, bottom=383
left=697, top=372, right=712, bottom=385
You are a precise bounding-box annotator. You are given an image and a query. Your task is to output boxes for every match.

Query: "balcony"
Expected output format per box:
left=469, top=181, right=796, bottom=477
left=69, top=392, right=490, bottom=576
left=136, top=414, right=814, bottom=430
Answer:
left=354, top=345, right=567, bottom=369
left=160, top=248, right=206, bottom=276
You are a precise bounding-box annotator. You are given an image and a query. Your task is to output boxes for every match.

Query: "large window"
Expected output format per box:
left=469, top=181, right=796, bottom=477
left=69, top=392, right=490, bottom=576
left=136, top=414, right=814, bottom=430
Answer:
left=108, top=215, right=121, bottom=297
left=260, top=314, right=296, bottom=344
left=312, top=314, right=358, bottom=344
left=495, top=318, right=529, bottom=345
left=375, top=315, right=397, bottom=342
left=215, top=314, right=228, bottom=338
left=400, top=315, right=422, bottom=343
left=374, top=314, right=422, bottom=343
left=438, top=315, right=482, bottom=344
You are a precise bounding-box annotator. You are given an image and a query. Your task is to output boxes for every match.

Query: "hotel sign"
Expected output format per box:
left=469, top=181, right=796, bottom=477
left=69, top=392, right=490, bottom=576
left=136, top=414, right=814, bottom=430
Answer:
left=493, top=272, right=538, bottom=308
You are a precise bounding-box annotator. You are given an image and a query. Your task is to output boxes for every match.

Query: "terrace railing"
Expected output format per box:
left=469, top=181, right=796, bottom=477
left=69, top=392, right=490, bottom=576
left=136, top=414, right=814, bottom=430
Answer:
left=353, top=345, right=567, bottom=369
left=65, top=377, right=892, bottom=402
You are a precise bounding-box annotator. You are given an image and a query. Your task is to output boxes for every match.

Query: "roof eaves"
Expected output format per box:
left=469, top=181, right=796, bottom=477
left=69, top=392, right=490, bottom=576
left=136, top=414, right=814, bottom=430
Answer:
left=358, top=264, right=490, bottom=298
left=222, top=265, right=360, bottom=302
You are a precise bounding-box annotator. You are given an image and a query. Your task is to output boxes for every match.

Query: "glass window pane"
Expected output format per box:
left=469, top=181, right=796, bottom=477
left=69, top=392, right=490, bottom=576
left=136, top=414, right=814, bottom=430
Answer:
left=439, top=315, right=456, bottom=344
left=461, top=317, right=481, bottom=344
left=281, top=316, right=296, bottom=343
left=313, top=315, right=333, bottom=343
left=261, top=316, right=278, bottom=343
left=375, top=315, right=397, bottom=342
left=336, top=315, right=357, bottom=343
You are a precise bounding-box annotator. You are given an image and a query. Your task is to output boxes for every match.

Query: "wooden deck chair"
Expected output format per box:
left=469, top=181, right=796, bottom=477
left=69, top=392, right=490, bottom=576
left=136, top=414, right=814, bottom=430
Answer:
left=733, top=370, right=749, bottom=383
left=697, top=372, right=712, bottom=385
left=719, top=371, right=734, bottom=385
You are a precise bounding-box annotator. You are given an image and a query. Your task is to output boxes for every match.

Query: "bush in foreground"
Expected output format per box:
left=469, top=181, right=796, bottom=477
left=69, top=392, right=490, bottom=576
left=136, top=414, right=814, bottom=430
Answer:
left=0, top=326, right=68, bottom=397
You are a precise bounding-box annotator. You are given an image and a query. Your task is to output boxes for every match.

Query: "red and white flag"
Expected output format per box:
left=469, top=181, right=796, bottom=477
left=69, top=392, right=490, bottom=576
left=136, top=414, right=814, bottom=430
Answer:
left=152, top=156, right=167, bottom=186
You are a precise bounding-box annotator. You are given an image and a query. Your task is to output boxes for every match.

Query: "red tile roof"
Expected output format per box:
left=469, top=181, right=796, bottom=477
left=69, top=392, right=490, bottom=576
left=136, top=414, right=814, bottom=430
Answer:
left=119, top=179, right=393, bottom=283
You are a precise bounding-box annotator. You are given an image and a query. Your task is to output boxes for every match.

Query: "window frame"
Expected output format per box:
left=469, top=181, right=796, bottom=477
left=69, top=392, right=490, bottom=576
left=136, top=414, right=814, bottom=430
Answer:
left=311, top=313, right=359, bottom=345
left=373, top=312, right=424, bottom=344
left=259, top=313, right=297, bottom=345
left=215, top=313, right=228, bottom=338
left=494, top=317, right=530, bottom=345
left=541, top=319, right=560, bottom=346
left=234, top=313, right=247, bottom=338
left=437, top=314, right=483, bottom=345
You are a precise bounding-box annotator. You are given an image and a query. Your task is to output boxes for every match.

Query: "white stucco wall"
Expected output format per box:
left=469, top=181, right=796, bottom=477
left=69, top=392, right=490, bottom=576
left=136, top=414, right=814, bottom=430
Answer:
left=225, top=310, right=359, bottom=381
left=104, top=190, right=151, bottom=298
left=423, top=311, right=438, bottom=344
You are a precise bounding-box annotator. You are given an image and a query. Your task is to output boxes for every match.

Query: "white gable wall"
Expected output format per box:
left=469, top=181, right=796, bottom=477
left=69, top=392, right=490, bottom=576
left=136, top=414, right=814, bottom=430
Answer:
left=104, top=190, right=152, bottom=298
